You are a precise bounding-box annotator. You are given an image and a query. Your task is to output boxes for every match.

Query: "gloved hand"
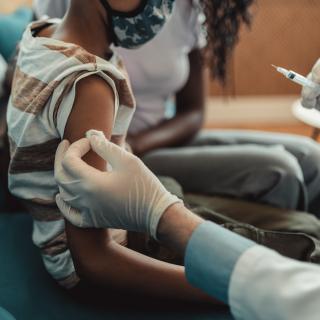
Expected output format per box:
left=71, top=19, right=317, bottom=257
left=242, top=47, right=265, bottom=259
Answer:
left=301, top=58, right=320, bottom=110
left=54, top=130, right=182, bottom=239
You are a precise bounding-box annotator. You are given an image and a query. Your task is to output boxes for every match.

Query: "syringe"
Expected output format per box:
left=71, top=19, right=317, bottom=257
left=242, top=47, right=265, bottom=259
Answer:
left=272, top=65, right=320, bottom=90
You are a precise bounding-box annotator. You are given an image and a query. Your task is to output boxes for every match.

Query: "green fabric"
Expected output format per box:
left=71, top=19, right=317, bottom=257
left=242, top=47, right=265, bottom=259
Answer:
left=0, top=8, right=33, bottom=61
left=185, top=194, right=320, bottom=238
left=0, top=213, right=233, bottom=320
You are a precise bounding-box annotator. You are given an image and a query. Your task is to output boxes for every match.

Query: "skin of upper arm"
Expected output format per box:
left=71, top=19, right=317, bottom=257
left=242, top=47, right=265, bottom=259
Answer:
left=64, top=75, right=115, bottom=167
left=62, top=75, right=115, bottom=272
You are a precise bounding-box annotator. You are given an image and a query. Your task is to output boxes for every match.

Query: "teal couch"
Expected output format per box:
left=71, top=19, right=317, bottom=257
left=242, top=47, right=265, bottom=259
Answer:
left=0, top=213, right=233, bottom=320
left=0, top=8, right=33, bottom=61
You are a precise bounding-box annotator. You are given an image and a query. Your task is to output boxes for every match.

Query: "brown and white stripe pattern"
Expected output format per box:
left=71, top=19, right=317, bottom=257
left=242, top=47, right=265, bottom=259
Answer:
left=41, top=230, right=68, bottom=256
left=9, top=137, right=60, bottom=175
left=22, top=199, right=62, bottom=222
left=57, top=272, right=80, bottom=290
left=7, top=20, right=135, bottom=289
left=44, top=44, right=98, bottom=66
left=11, top=67, right=59, bottom=114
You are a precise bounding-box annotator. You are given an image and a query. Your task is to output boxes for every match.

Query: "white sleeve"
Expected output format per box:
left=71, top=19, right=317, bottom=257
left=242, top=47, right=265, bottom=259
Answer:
left=229, top=246, right=320, bottom=320
left=33, top=0, right=70, bottom=19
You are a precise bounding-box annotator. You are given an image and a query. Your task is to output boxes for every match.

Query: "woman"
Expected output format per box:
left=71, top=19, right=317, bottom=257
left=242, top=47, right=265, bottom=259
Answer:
left=7, top=0, right=217, bottom=304
left=36, top=0, right=320, bottom=216
left=119, top=0, right=320, bottom=215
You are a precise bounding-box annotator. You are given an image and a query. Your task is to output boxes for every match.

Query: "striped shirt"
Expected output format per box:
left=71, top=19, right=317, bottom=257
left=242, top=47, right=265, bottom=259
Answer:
left=7, top=20, right=135, bottom=288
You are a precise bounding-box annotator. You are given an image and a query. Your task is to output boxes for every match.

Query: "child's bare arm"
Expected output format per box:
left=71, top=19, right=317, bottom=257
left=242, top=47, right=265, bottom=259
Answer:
left=63, top=75, right=115, bottom=268
left=63, top=75, right=216, bottom=303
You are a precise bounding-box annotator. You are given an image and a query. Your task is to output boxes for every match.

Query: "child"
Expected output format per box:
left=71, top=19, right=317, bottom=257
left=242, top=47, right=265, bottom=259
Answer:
left=7, top=0, right=212, bottom=302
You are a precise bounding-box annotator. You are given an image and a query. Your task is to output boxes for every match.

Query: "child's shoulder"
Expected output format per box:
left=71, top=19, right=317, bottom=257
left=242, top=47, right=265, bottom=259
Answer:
left=19, top=19, right=120, bottom=80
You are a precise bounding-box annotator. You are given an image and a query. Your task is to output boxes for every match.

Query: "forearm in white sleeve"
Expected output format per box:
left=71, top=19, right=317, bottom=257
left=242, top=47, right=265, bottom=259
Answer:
left=230, top=246, right=320, bottom=320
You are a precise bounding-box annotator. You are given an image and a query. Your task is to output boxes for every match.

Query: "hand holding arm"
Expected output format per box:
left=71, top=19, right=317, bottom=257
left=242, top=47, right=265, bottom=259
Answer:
left=55, top=132, right=254, bottom=303
left=55, top=130, right=182, bottom=238
left=56, top=133, right=320, bottom=317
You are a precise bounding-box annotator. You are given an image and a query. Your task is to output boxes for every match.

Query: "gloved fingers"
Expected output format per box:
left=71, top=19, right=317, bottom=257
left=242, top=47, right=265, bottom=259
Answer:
left=87, top=130, right=129, bottom=170
left=55, top=139, right=91, bottom=181
left=56, top=175, right=87, bottom=213
left=60, top=138, right=100, bottom=180
left=58, top=186, right=82, bottom=207
left=56, top=194, right=83, bottom=227
left=63, top=138, right=91, bottom=164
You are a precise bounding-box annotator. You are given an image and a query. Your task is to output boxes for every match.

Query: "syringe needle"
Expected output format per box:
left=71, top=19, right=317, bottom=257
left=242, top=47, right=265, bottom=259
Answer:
left=271, top=64, right=278, bottom=69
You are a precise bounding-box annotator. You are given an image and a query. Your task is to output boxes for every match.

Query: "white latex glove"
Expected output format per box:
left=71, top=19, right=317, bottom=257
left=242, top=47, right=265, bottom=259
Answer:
left=301, top=58, right=320, bottom=110
left=54, top=130, right=182, bottom=239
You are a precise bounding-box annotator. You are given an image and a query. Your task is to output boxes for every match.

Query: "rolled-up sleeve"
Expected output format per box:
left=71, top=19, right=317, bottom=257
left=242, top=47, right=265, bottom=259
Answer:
left=184, top=221, right=255, bottom=303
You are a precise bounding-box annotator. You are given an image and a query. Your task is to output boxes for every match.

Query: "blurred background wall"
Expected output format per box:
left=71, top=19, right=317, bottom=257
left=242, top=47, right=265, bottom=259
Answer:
left=0, top=0, right=32, bottom=14
left=1, top=0, right=320, bottom=134
left=2, top=0, right=320, bottom=97
left=212, top=0, right=320, bottom=96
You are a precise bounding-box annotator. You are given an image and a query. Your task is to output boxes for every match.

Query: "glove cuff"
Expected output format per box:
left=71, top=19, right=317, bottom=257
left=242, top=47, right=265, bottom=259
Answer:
left=149, top=194, right=183, bottom=240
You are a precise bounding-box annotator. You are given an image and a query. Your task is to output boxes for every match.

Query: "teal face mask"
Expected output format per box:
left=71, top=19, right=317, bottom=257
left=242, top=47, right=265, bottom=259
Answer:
left=100, top=0, right=175, bottom=49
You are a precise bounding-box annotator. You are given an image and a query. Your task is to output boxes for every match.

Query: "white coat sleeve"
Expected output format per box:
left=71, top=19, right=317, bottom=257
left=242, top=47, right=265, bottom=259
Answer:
left=229, top=246, right=320, bottom=320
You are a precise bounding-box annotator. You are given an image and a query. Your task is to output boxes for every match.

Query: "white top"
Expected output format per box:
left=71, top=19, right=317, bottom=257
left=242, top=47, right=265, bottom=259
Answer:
left=117, top=0, right=206, bottom=134
left=33, top=0, right=207, bottom=135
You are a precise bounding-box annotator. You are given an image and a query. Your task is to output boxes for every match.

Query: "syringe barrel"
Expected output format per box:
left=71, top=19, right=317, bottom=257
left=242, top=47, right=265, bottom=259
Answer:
left=287, top=71, right=317, bottom=89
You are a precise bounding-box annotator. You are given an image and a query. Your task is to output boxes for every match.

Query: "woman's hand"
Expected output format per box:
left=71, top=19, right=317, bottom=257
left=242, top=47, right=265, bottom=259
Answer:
left=301, top=58, right=320, bottom=110
left=54, top=130, right=182, bottom=238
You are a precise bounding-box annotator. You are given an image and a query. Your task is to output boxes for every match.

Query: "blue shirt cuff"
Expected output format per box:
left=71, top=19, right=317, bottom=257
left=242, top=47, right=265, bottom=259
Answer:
left=185, top=221, right=255, bottom=303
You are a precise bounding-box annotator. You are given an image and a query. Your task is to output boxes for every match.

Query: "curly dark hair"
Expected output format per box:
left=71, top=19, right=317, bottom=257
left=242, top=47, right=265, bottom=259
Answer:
left=200, top=0, right=255, bottom=83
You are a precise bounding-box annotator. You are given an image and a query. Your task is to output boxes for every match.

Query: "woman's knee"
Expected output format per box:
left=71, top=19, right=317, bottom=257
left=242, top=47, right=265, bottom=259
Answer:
left=243, top=166, right=306, bottom=210
left=259, top=147, right=304, bottom=182
left=244, top=148, right=306, bottom=209
left=296, top=138, right=320, bottom=174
